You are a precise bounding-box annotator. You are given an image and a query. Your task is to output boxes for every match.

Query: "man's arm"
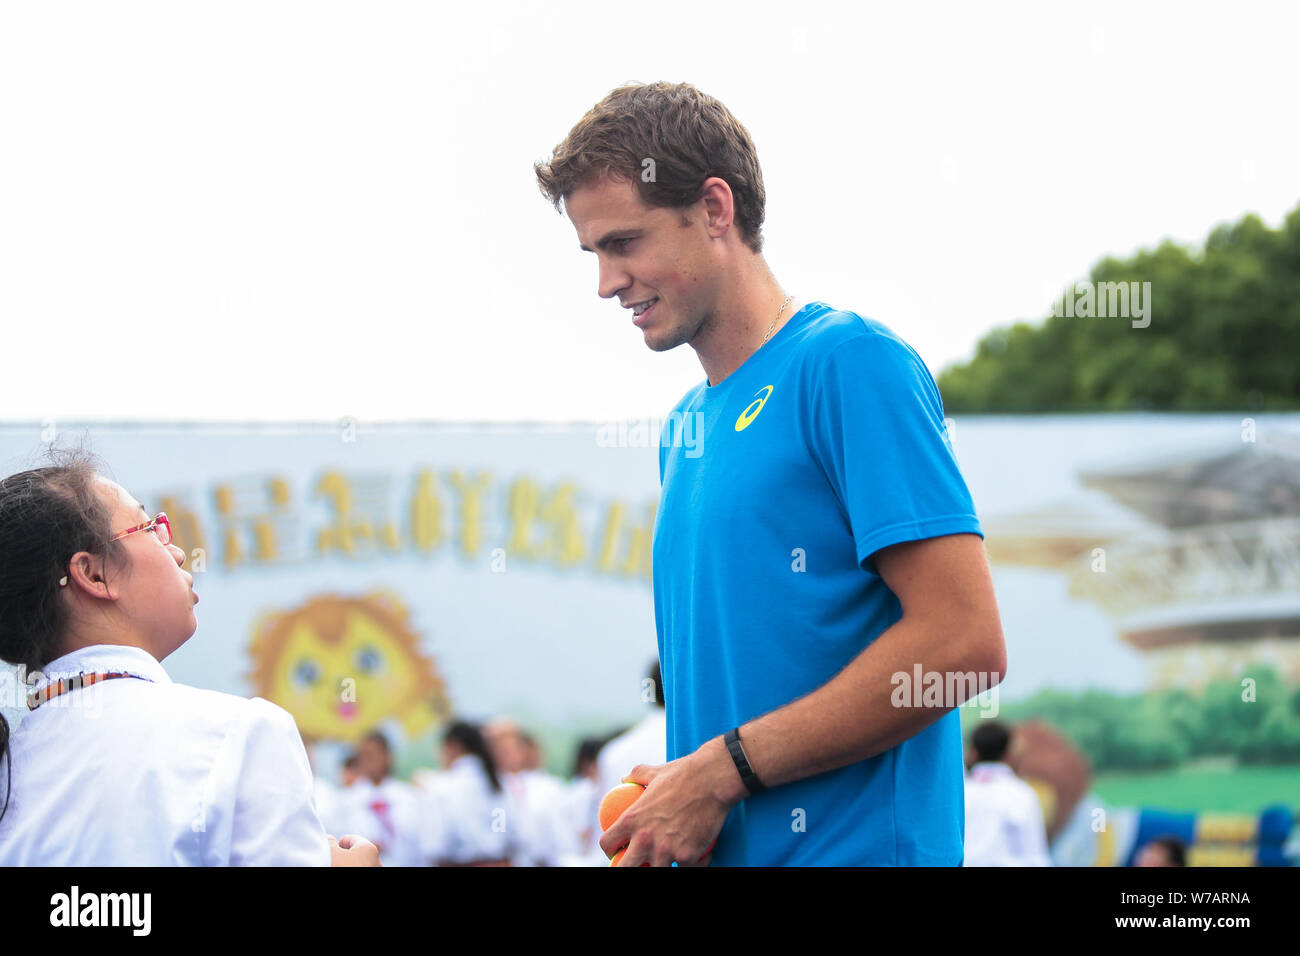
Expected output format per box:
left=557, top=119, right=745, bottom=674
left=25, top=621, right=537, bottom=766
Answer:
left=603, top=533, right=1005, bottom=866
left=701, top=533, right=1005, bottom=792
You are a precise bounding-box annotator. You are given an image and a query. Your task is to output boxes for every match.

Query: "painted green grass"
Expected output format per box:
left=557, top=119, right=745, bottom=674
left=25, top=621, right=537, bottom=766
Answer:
left=1092, top=763, right=1300, bottom=814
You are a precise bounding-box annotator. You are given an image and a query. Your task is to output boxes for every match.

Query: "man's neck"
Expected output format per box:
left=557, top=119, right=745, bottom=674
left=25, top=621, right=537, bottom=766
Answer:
left=691, top=265, right=799, bottom=386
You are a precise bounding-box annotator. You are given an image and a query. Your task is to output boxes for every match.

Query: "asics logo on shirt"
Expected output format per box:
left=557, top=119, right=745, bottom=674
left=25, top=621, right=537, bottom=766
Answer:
left=735, top=386, right=774, bottom=432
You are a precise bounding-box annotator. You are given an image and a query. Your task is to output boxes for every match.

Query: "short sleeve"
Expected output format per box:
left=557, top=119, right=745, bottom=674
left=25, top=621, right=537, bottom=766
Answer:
left=808, top=332, right=983, bottom=576
left=226, top=699, right=331, bottom=866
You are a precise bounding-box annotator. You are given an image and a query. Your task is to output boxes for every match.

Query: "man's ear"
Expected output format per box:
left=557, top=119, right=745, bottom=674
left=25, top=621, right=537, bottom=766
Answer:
left=67, top=551, right=116, bottom=600
left=698, top=176, right=735, bottom=238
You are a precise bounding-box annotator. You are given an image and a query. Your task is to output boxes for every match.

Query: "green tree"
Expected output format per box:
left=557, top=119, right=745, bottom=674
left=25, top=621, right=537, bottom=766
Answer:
left=939, top=202, right=1300, bottom=411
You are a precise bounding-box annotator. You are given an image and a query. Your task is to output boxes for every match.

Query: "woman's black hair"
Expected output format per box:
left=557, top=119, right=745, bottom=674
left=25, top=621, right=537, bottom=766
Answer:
left=442, top=719, right=502, bottom=793
left=571, top=736, right=605, bottom=778
left=0, top=445, right=128, bottom=826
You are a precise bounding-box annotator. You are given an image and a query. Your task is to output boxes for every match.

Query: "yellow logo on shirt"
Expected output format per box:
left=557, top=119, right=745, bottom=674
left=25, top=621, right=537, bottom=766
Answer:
left=735, top=385, right=774, bottom=432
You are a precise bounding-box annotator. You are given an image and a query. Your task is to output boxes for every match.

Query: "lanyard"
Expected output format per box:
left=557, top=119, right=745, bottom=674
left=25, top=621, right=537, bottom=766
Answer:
left=26, top=671, right=153, bottom=711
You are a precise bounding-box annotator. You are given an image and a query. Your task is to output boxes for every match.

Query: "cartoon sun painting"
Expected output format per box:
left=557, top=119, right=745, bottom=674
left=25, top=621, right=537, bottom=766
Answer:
left=248, top=591, right=452, bottom=743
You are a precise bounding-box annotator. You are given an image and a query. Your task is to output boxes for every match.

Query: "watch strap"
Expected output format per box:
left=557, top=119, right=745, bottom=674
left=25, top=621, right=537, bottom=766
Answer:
left=724, top=727, right=767, bottom=796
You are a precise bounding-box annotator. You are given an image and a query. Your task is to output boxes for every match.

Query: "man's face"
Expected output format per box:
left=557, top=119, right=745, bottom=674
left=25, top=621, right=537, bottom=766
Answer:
left=566, top=174, right=722, bottom=352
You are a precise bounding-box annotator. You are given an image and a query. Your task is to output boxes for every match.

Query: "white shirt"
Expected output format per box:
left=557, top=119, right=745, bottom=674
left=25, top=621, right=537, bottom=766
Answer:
left=0, top=644, right=329, bottom=866
left=963, top=761, right=1053, bottom=867
left=596, top=710, right=667, bottom=801
left=554, top=776, right=607, bottom=866
left=313, top=777, right=349, bottom=838
left=416, top=755, right=511, bottom=864
left=334, top=776, right=426, bottom=867
left=510, top=768, right=577, bottom=867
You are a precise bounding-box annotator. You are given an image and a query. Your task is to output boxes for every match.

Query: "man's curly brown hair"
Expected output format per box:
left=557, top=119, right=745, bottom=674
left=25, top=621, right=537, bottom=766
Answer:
left=534, top=82, right=767, bottom=255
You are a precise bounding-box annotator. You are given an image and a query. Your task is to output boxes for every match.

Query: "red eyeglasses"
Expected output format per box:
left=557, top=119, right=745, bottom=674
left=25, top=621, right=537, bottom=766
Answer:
left=108, top=512, right=173, bottom=547
left=58, top=513, right=173, bottom=587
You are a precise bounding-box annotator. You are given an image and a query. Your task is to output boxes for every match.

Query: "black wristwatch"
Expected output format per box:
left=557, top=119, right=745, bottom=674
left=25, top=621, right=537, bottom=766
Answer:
left=724, top=727, right=767, bottom=796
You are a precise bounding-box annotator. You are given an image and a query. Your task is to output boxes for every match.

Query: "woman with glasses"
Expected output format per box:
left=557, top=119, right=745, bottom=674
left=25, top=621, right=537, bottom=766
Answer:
left=0, top=450, right=380, bottom=866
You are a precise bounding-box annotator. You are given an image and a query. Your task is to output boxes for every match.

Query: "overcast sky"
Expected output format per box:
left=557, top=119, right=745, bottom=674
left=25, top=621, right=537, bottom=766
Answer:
left=2, top=1, right=1296, bottom=423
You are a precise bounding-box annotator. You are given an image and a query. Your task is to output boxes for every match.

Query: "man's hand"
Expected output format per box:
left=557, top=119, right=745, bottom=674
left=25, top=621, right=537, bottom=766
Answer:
left=328, top=833, right=383, bottom=867
left=599, top=736, right=746, bottom=867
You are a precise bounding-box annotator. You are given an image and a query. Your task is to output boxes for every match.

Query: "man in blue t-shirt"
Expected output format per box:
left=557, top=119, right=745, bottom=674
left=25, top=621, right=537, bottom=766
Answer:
left=535, top=82, right=1006, bottom=866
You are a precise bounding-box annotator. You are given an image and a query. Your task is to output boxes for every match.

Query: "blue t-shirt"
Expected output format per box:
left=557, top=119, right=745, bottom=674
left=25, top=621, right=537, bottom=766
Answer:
left=652, top=301, right=983, bottom=866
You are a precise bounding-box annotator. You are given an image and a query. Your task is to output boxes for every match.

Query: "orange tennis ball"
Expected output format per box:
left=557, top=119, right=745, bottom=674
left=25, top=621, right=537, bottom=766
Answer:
left=600, top=782, right=718, bottom=866
left=598, top=782, right=646, bottom=832
left=609, top=847, right=650, bottom=867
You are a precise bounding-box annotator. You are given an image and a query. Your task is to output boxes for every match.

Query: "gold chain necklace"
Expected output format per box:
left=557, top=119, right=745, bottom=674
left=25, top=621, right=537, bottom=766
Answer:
left=761, top=294, right=795, bottom=345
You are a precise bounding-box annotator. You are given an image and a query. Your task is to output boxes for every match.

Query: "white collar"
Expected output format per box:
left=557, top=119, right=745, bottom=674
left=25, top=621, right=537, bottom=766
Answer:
left=35, top=644, right=173, bottom=690
left=446, top=754, right=488, bottom=777
left=969, top=761, right=1014, bottom=778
